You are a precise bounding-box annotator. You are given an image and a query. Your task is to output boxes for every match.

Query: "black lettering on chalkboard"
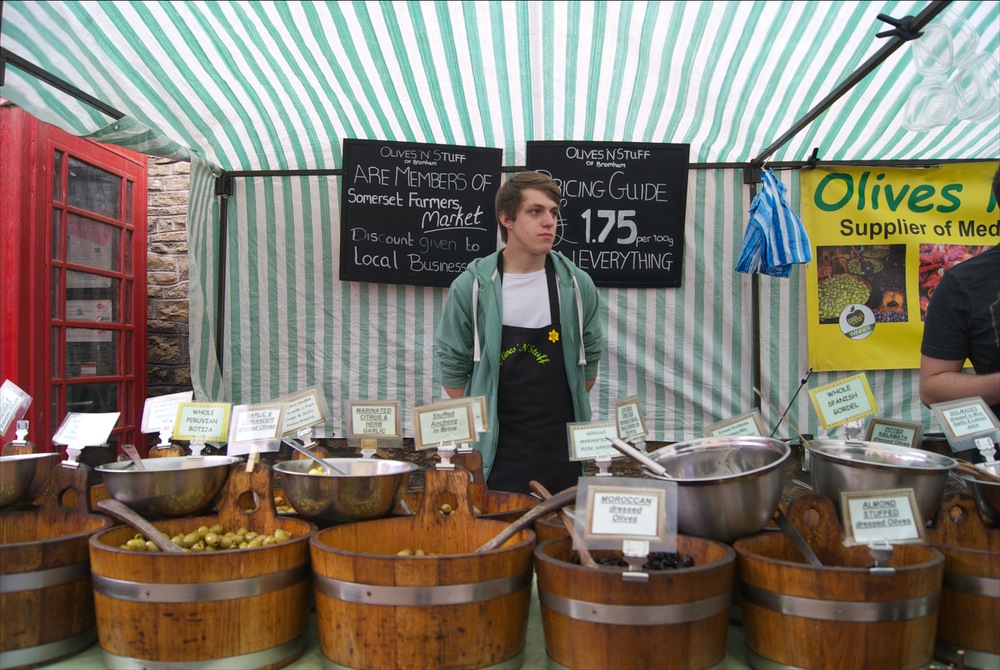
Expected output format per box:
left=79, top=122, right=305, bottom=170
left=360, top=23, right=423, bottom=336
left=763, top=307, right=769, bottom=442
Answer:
left=527, top=141, right=689, bottom=288
left=339, top=139, right=502, bottom=287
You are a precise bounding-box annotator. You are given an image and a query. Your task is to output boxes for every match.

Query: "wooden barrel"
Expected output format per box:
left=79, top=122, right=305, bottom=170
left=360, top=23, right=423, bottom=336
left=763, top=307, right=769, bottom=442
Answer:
left=311, top=466, right=535, bottom=669
left=88, top=463, right=316, bottom=670
left=927, top=492, right=1000, bottom=670
left=734, top=494, right=944, bottom=670
left=405, top=449, right=536, bottom=522
left=534, top=506, right=578, bottom=544
left=1, top=462, right=112, bottom=670
left=534, top=534, right=734, bottom=669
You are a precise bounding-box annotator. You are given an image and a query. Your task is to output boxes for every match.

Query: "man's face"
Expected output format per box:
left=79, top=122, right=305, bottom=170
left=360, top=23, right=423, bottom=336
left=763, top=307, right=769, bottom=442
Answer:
left=501, top=188, right=560, bottom=256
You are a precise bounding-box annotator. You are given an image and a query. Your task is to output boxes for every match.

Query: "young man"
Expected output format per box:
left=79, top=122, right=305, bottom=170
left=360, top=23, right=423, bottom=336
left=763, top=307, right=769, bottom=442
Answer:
left=434, top=171, right=605, bottom=494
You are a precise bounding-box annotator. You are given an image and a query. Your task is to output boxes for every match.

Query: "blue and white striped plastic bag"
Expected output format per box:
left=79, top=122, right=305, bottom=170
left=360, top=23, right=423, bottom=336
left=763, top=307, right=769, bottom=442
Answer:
left=735, top=169, right=812, bottom=278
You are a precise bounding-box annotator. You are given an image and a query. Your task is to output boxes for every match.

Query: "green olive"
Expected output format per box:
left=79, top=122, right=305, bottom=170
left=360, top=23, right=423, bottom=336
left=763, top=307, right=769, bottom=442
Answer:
left=145, top=541, right=161, bottom=552
left=125, top=538, right=147, bottom=551
left=204, top=532, right=220, bottom=547
left=182, top=532, right=201, bottom=548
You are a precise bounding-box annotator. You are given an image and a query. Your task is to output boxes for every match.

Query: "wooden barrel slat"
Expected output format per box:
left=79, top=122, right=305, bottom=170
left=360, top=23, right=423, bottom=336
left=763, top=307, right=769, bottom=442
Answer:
left=88, top=463, right=315, bottom=670
left=735, top=494, right=944, bottom=670
left=535, top=534, right=734, bottom=670
left=311, top=467, right=534, bottom=669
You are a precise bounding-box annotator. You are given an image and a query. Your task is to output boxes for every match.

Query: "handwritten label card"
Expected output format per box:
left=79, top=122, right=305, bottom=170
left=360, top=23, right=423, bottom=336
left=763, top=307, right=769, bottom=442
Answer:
left=141, top=391, right=194, bottom=435
left=574, top=477, right=677, bottom=552
left=173, top=402, right=231, bottom=442
left=279, top=387, right=330, bottom=436
left=865, top=418, right=922, bottom=449
left=227, top=404, right=285, bottom=455
left=413, top=399, right=476, bottom=450
left=0, top=379, right=32, bottom=437
left=808, top=373, right=878, bottom=429
left=52, top=411, right=120, bottom=448
left=706, top=409, right=766, bottom=437
left=345, top=400, right=401, bottom=438
left=616, top=397, right=647, bottom=440
left=841, top=489, right=926, bottom=546
left=567, top=422, right=620, bottom=461
left=931, top=397, right=1000, bottom=452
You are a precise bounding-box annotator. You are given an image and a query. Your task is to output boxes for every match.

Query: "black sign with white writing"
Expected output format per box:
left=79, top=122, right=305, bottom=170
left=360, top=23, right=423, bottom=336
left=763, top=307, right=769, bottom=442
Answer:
left=339, top=139, right=502, bottom=287
left=527, top=141, right=689, bottom=287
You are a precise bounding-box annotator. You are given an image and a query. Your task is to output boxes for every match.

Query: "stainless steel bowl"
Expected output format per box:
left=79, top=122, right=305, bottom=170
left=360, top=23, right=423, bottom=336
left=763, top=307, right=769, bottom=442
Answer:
left=273, top=458, right=418, bottom=523
left=807, top=440, right=958, bottom=522
left=959, top=462, right=1000, bottom=526
left=0, top=452, right=60, bottom=509
left=96, top=455, right=241, bottom=518
left=646, top=436, right=791, bottom=542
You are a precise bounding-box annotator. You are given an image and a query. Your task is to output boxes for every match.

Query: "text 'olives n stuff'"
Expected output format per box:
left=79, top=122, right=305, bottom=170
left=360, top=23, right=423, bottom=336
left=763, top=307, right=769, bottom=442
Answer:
left=118, top=523, right=294, bottom=552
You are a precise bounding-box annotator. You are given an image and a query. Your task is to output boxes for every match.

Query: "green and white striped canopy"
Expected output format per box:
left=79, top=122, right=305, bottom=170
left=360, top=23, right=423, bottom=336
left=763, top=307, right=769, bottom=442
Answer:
left=2, top=1, right=998, bottom=441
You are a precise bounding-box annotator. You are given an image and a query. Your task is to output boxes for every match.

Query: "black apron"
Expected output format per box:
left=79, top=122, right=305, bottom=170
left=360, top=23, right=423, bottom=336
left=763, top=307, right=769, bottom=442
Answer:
left=487, top=254, right=578, bottom=495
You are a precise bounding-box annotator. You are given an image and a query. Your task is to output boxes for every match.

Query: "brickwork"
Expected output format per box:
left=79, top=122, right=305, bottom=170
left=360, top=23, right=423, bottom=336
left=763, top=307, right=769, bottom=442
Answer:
left=146, top=157, right=192, bottom=396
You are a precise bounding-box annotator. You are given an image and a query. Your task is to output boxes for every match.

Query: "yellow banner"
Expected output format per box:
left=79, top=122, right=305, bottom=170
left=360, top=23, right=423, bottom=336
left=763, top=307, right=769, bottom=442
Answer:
left=802, top=163, right=999, bottom=371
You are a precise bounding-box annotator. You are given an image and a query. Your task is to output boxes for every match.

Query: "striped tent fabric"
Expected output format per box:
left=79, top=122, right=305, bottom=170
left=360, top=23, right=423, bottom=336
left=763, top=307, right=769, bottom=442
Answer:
left=2, top=1, right=998, bottom=440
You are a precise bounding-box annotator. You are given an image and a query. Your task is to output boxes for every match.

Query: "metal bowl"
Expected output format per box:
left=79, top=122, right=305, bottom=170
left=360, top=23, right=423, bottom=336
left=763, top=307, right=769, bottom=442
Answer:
left=807, top=440, right=958, bottom=522
left=96, top=455, right=242, bottom=518
left=958, top=461, right=1000, bottom=526
left=0, top=452, right=60, bottom=509
left=273, top=458, right=418, bottom=523
left=646, top=436, right=791, bottom=542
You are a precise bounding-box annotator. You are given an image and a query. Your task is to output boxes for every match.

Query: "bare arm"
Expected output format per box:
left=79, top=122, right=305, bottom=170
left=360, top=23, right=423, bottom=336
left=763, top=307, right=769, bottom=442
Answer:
left=919, top=355, right=1000, bottom=407
left=443, top=387, right=465, bottom=399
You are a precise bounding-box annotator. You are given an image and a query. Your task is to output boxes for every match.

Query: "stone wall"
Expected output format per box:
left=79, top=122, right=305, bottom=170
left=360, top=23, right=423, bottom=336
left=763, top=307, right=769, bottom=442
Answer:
left=146, top=157, right=192, bottom=397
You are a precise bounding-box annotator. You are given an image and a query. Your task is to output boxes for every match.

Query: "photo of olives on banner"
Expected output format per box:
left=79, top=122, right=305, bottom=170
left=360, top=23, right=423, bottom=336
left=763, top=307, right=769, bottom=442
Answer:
left=816, top=244, right=907, bottom=324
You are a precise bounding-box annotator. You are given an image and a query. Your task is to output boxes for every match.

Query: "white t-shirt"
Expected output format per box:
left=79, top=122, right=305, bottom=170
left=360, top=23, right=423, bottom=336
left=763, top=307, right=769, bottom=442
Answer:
left=501, top=269, right=555, bottom=328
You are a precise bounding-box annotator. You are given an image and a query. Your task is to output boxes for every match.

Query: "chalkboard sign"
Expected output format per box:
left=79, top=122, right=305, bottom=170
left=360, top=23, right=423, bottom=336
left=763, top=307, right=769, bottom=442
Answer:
left=526, top=141, right=689, bottom=287
left=340, top=139, right=503, bottom=287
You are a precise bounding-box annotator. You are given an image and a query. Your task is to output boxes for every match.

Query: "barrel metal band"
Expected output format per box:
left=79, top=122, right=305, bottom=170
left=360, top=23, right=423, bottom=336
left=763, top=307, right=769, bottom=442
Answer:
left=314, top=572, right=530, bottom=606
left=0, top=562, right=90, bottom=593
left=91, top=564, right=309, bottom=603
left=539, top=589, right=730, bottom=626
left=0, top=628, right=96, bottom=668
left=943, top=571, right=1000, bottom=598
left=740, top=582, right=938, bottom=622
left=100, top=631, right=306, bottom=669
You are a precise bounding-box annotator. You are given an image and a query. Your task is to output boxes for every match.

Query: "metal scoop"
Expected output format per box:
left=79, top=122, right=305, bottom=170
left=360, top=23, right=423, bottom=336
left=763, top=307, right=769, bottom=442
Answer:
left=606, top=436, right=674, bottom=479
left=282, top=438, right=348, bottom=475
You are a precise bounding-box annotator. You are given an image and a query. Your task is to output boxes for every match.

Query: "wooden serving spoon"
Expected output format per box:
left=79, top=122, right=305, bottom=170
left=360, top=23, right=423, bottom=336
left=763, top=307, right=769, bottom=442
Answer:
left=529, top=480, right=599, bottom=568
left=955, top=459, right=1000, bottom=484
left=97, top=498, right=186, bottom=553
left=476, top=487, right=578, bottom=552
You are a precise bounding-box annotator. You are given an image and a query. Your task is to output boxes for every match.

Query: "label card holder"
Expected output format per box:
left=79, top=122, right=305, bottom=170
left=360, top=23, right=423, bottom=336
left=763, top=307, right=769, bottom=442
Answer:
left=141, top=391, right=194, bottom=446
left=706, top=409, right=766, bottom=437
left=808, top=372, right=878, bottom=430
left=173, top=402, right=232, bottom=455
left=413, top=398, right=477, bottom=451
left=615, top=397, right=647, bottom=441
left=52, top=411, right=120, bottom=466
left=864, top=417, right=923, bottom=449
left=278, top=386, right=330, bottom=437
left=567, top=421, right=620, bottom=475
left=930, top=397, right=1000, bottom=454
left=841, top=488, right=927, bottom=547
left=345, top=399, right=403, bottom=449
left=227, top=403, right=286, bottom=458
left=0, top=379, right=32, bottom=439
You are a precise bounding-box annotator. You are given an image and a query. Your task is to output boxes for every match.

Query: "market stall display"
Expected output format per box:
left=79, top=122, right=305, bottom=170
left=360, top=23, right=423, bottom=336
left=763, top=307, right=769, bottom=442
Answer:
left=534, top=534, right=734, bottom=670
left=88, top=463, right=316, bottom=669
left=734, top=494, right=944, bottom=670
left=0, top=452, right=58, bottom=509
left=1, top=462, right=113, bottom=670
left=309, top=466, right=534, bottom=669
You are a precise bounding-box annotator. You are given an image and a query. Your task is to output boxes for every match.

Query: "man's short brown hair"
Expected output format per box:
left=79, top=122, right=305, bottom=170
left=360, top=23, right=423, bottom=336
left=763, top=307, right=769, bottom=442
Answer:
left=495, top=171, right=562, bottom=242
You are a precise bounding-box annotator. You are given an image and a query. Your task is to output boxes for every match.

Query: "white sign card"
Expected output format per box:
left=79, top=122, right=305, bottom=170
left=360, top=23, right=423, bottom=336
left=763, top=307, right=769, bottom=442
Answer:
left=278, top=386, right=330, bottom=436
left=865, top=418, right=923, bottom=449
left=930, top=397, right=1000, bottom=452
left=841, top=488, right=926, bottom=546
left=52, top=411, right=120, bottom=448
left=0, top=379, right=32, bottom=437
left=567, top=422, right=620, bottom=461
left=413, top=399, right=476, bottom=450
left=705, top=409, right=766, bottom=437
left=808, top=372, right=878, bottom=429
left=173, top=402, right=232, bottom=442
left=226, top=404, right=286, bottom=455
left=345, top=400, right=402, bottom=439
left=140, top=391, right=194, bottom=434
left=574, top=477, right=677, bottom=552
left=615, top=397, right=647, bottom=440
